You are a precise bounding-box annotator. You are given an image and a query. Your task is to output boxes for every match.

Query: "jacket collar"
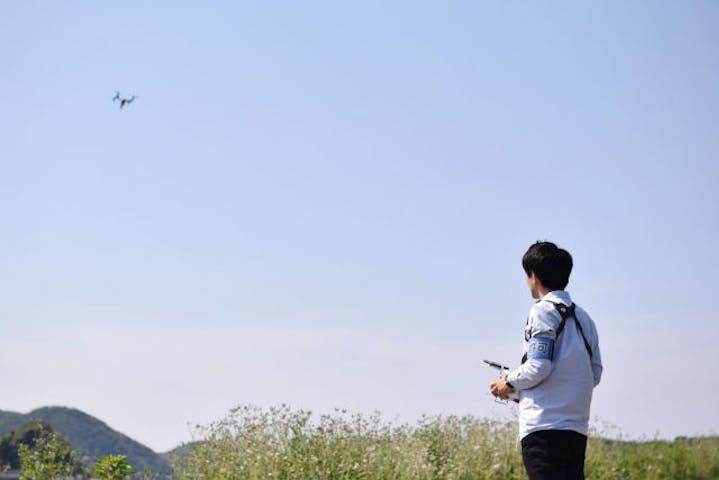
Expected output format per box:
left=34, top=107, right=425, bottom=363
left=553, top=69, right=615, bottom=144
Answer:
left=540, top=290, right=572, bottom=306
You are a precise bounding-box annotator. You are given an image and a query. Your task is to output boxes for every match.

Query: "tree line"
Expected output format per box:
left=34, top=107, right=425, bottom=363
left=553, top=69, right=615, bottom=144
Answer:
left=0, top=421, right=139, bottom=479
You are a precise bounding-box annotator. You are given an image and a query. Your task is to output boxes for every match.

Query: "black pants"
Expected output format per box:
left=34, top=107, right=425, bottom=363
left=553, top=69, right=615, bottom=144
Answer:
left=521, top=430, right=587, bottom=480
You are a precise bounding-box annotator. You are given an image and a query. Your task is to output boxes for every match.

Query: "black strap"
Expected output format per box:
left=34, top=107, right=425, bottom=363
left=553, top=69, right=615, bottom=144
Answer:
left=548, top=301, right=593, bottom=358
left=522, top=301, right=593, bottom=364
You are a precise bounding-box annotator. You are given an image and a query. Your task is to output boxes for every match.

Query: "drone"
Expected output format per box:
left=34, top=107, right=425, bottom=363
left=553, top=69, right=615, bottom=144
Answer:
left=112, top=91, right=137, bottom=109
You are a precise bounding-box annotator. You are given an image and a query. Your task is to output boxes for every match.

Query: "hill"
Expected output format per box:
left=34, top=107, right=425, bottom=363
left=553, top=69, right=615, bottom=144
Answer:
left=0, top=406, right=171, bottom=478
left=0, top=411, right=29, bottom=433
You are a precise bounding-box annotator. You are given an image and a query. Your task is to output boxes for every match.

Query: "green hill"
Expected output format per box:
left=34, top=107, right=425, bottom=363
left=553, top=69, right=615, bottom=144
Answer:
left=0, top=406, right=171, bottom=478
left=0, top=411, right=29, bottom=433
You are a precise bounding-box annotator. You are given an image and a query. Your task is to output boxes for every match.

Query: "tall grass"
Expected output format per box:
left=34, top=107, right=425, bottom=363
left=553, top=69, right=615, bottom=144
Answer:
left=586, top=435, right=719, bottom=480
left=174, top=405, right=719, bottom=480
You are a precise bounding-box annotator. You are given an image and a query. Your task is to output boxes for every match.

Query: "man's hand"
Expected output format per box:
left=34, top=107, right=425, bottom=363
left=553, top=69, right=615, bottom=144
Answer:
left=490, top=373, right=515, bottom=400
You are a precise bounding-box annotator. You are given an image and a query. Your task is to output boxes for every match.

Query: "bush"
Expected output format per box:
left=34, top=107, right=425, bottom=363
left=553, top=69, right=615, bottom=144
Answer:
left=175, top=405, right=719, bottom=480
left=175, top=405, right=524, bottom=480
left=94, top=454, right=138, bottom=480
left=18, top=430, right=77, bottom=480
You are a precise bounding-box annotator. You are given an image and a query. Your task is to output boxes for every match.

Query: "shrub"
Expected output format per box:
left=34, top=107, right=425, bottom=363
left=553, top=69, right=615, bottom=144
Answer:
left=18, top=430, right=76, bottom=480
left=174, top=405, right=719, bottom=480
left=94, top=454, right=138, bottom=480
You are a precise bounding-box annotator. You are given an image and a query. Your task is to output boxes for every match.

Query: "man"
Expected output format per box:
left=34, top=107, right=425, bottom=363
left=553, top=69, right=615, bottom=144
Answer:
left=490, top=241, right=603, bottom=480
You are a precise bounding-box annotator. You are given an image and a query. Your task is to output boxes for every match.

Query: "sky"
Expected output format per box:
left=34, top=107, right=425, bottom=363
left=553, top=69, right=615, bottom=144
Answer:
left=1, top=1, right=718, bottom=452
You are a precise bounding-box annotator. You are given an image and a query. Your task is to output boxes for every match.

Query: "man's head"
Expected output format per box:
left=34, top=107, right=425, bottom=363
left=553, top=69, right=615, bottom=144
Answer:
left=522, top=241, right=573, bottom=298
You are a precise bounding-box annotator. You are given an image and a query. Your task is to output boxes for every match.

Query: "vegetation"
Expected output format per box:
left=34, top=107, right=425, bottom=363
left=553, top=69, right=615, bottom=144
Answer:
left=0, top=407, right=171, bottom=477
left=17, top=427, right=79, bottom=480
left=94, top=454, right=138, bottom=480
left=586, top=436, right=719, bottom=480
left=175, top=405, right=719, bottom=480
left=0, top=421, right=53, bottom=471
left=5, top=426, right=140, bottom=479
left=175, top=405, right=521, bottom=480
left=3, top=406, right=719, bottom=479
left=0, top=421, right=83, bottom=474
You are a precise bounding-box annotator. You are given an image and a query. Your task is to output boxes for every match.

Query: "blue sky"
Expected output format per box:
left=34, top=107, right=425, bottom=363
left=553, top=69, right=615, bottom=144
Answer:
left=1, top=1, right=718, bottom=451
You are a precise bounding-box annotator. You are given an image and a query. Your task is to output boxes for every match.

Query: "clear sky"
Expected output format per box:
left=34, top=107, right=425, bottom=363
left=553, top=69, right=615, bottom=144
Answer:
left=1, top=1, right=718, bottom=452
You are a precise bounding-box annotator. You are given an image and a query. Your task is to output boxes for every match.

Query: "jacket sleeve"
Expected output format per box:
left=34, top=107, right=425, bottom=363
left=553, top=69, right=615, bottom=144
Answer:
left=505, top=306, right=557, bottom=391
left=589, top=317, right=603, bottom=387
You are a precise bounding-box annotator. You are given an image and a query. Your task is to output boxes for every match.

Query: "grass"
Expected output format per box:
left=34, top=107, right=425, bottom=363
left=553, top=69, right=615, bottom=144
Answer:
left=173, top=405, right=719, bottom=480
left=586, top=435, right=719, bottom=480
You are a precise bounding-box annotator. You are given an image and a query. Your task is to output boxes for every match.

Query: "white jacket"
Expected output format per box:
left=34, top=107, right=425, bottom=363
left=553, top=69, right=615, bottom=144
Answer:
left=506, top=290, right=603, bottom=439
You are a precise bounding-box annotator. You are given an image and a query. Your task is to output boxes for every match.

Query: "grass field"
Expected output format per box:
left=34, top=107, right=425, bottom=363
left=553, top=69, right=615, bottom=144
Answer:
left=174, top=405, right=719, bottom=480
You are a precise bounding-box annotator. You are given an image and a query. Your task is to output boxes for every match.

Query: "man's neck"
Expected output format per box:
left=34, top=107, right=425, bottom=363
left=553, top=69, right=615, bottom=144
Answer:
left=536, top=287, right=552, bottom=299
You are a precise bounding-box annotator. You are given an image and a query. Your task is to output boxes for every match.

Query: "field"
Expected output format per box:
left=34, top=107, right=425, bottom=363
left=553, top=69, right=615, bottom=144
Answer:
left=173, top=405, right=719, bottom=480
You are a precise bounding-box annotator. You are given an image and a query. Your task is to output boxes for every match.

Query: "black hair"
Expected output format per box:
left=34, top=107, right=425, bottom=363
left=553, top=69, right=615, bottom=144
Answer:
left=522, top=241, right=573, bottom=291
